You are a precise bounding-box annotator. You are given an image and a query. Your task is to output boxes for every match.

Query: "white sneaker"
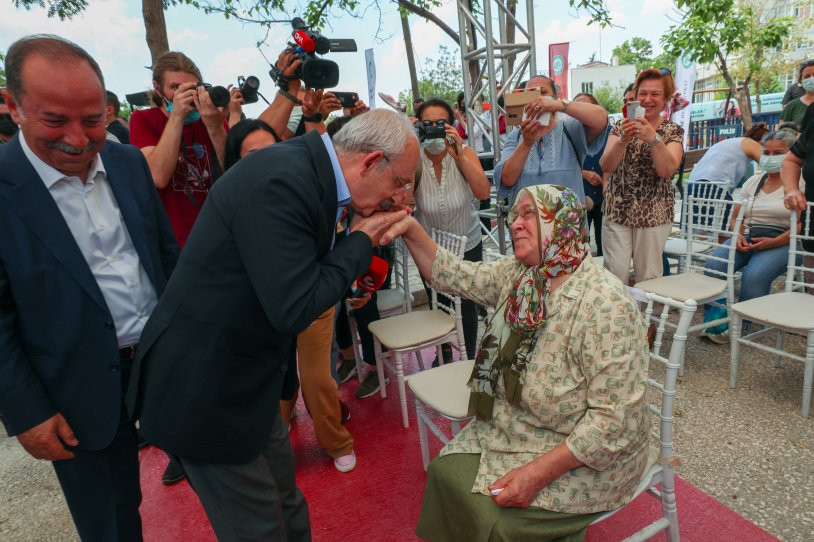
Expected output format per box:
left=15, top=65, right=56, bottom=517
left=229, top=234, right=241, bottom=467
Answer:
left=334, top=451, right=357, bottom=473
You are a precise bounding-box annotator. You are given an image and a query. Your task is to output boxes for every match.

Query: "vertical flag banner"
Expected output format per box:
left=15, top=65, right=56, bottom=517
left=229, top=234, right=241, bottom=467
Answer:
left=673, top=53, right=697, bottom=149
left=548, top=42, right=570, bottom=99
left=365, top=48, right=377, bottom=108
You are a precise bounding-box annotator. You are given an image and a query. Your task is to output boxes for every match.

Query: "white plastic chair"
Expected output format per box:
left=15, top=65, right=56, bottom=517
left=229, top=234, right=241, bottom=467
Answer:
left=664, top=181, right=730, bottom=273
left=635, top=192, right=743, bottom=374
left=347, top=237, right=413, bottom=382
left=406, top=359, right=475, bottom=470
left=730, top=203, right=814, bottom=417
left=367, top=229, right=467, bottom=427
left=590, top=292, right=697, bottom=542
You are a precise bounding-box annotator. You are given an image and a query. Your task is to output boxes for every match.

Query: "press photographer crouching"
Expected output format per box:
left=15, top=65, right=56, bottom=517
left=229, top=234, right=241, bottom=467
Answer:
left=413, top=98, right=491, bottom=361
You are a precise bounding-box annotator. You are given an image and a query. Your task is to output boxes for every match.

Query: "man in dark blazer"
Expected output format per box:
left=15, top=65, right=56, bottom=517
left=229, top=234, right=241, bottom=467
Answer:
left=127, top=108, right=419, bottom=540
left=0, top=35, right=178, bottom=541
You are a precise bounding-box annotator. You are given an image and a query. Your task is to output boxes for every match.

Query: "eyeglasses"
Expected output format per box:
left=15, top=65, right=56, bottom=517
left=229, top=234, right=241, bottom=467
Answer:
left=801, top=60, right=814, bottom=68
left=505, top=204, right=537, bottom=229
left=382, top=155, right=413, bottom=196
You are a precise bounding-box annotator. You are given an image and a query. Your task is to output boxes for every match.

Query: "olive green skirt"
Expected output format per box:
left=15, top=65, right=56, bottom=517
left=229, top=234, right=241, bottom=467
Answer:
left=416, top=453, right=602, bottom=542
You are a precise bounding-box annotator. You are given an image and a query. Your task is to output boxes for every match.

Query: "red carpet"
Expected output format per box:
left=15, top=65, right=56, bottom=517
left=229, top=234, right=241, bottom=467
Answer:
left=139, top=353, right=778, bottom=541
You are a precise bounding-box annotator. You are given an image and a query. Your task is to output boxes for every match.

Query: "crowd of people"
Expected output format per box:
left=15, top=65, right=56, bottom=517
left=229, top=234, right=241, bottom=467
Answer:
left=1, top=31, right=813, bottom=542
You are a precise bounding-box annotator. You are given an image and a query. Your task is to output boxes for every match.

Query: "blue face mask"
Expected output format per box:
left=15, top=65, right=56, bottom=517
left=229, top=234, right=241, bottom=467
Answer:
left=803, top=77, right=814, bottom=93
left=165, top=98, right=200, bottom=125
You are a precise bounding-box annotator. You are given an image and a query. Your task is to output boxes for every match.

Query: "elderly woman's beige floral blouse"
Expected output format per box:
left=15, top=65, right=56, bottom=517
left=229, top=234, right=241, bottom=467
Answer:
left=429, top=247, right=653, bottom=514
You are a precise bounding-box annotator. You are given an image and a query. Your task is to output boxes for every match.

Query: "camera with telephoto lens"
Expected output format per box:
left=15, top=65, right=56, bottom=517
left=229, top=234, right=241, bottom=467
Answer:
left=275, top=17, right=357, bottom=89
left=237, top=75, right=260, bottom=104
left=196, top=83, right=231, bottom=108
left=415, top=119, right=448, bottom=142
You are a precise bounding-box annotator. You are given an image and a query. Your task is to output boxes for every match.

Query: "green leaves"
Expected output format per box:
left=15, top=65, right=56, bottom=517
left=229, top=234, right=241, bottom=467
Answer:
left=12, top=0, right=89, bottom=20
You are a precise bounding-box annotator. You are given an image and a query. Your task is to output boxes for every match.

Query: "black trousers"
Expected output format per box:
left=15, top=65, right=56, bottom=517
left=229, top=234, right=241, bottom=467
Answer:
left=52, top=359, right=142, bottom=542
left=422, top=241, right=483, bottom=360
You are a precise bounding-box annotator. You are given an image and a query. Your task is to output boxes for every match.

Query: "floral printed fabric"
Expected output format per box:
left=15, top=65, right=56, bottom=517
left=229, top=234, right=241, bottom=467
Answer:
left=429, top=252, right=653, bottom=513
left=602, top=119, right=683, bottom=229
left=469, top=185, right=590, bottom=420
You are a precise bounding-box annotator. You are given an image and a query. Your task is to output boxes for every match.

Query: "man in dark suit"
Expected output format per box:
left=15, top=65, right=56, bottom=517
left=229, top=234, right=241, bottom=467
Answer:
left=0, top=35, right=178, bottom=541
left=127, top=108, right=419, bottom=540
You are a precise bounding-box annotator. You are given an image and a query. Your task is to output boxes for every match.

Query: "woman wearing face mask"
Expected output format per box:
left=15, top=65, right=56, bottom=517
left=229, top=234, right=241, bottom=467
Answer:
left=701, top=125, right=803, bottom=343
left=413, top=98, right=491, bottom=360
left=599, top=68, right=684, bottom=283
left=781, top=60, right=814, bottom=126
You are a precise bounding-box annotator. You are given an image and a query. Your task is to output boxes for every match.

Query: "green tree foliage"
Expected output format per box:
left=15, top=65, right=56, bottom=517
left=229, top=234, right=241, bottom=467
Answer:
left=593, top=85, right=622, bottom=113
left=397, top=45, right=462, bottom=112
left=661, top=0, right=793, bottom=128
left=13, top=0, right=88, bottom=20
left=0, top=52, right=6, bottom=88
left=611, top=36, right=676, bottom=74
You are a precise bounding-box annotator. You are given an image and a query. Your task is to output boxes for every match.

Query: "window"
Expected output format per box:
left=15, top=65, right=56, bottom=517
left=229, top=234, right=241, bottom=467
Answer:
left=581, top=82, right=593, bottom=94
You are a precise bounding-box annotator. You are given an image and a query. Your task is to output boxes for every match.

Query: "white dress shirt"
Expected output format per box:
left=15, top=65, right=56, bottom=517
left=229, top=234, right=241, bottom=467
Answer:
left=20, top=133, right=159, bottom=347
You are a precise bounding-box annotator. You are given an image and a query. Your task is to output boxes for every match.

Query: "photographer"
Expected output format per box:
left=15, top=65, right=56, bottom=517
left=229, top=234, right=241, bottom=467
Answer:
left=412, top=98, right=491, bottom=363
left=130, top=51, right=235, bottom=247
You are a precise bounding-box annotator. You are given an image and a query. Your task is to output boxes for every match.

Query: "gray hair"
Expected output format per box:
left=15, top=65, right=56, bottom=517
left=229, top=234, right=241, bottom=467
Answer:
left=5, top=34, right=104, bottom=101
left=762, top=124, right=800, bottom=148
left=332, top=109, right=418, bottom=159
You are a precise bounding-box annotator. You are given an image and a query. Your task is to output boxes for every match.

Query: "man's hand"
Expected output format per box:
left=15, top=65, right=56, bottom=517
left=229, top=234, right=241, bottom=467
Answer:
left=193, top=85, right=227, bottom=132
left=276, top=49, right=303, bottom=92
left=302, top=88, right=324, bottom=117
left=784, top=189, right=807, bottom=212
left=489, top=463, right=547, bottom=509
left=320, top=92, right=343, bottom=118
left=168, top=82, right=198, bottom=121
left=347, top=291, right=372, bottom=310
left=228, top=86, right=245, bottom=114
left=582, top=170, right=602, bottom=186
left=351, top=209, right=410, bottom=246
left=345, top=100, right=370, bottom=117
left=17, top=413, right=78, bottom=461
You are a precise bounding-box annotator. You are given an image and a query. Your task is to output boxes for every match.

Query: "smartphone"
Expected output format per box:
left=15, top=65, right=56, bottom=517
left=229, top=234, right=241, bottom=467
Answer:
left=625, top=100, right=645, bottom=120
left=332, top=91, right=359, bottom=108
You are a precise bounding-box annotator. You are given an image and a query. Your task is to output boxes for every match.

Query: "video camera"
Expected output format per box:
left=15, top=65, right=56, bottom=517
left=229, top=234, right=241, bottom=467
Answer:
left=275, top=17, right=357, bottom=89
left=415, top=120, right=447, bottom=142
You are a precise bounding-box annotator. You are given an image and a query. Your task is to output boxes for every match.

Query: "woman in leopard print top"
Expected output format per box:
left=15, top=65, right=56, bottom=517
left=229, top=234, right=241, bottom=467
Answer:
left=599, top=68, right=684, bottom=283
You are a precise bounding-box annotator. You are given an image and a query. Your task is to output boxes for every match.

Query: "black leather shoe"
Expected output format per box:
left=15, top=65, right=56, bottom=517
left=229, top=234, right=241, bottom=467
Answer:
left=162, top=458, right=186, bottom=486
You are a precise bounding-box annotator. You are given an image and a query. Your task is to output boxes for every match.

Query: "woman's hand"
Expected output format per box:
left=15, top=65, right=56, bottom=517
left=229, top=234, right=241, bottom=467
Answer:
left=523, top=96, right=560, bottom=121
left=489, top=464, right=546, bottom=509
left=736, top=234, right=752, bottom=253
left=582, top=169, right=602, bottom=186
left=519, top=118, right=546, bottom=146
left=445, top=123, right=464, bottom=161
left=633, top=117, right=657, bottom=146
left=618, top=119, right=637, bottom=144
left=749, top=236, right=786, bottom=251
left=319, top=91, right=343, bottom=118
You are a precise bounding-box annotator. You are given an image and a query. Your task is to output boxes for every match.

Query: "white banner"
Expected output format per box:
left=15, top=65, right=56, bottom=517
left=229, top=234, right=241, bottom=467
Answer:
left=365, top=48, right=376, bottom=108
left=672, top=53, right=697, bottom=150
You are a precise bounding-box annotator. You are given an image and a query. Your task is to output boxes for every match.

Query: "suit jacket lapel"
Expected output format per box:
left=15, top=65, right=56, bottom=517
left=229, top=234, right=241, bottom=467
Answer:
left=303, top=131, right=339, bottom=251
left=0, top=138, right=108, bottom=311
left=103, top=147, right=160, bottom=290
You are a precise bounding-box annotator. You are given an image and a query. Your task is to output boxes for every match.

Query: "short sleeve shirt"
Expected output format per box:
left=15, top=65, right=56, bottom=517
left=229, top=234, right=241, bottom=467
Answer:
left=602, top=119, right=683, bottom=228
left=130, top=107, right=219, bottom=247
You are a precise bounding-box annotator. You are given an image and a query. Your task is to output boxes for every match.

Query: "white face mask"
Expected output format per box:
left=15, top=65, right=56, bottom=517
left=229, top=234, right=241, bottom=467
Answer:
left=759, top=153, right=786, bottom=173
left=803, top=77, right=814, bottom=92
left=422, top=138, right=447, bottom=155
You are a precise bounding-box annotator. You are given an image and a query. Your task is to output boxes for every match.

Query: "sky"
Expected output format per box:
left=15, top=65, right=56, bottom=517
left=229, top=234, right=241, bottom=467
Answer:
left=0, top=0, right=678, bottom=118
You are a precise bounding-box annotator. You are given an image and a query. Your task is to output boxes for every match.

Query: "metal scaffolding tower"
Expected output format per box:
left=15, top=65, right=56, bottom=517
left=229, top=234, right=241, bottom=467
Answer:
left=456, top=0, right=537, bottom=253
left=456, top=0, right=537, bottom=164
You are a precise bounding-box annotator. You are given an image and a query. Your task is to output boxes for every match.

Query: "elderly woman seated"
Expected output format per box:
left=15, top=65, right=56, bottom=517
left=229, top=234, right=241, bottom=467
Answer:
left=388, top=184, right=653, bottom=542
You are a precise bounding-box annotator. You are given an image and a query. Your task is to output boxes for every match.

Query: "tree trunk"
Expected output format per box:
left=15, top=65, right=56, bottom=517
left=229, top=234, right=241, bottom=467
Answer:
left=506, top=0, right=517, bottom=76
left=143, top=0, right=169, bottom=67
left=397, top=0, right=459, bottom=44
left=716, top=54, right=753, bottom=130
left=400, top=11, right=420, bottom=104
left=755, top=80, right=762, bottom=114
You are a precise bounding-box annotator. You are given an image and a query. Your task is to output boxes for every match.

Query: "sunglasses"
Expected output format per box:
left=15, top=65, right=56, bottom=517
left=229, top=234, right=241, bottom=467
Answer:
left=658, top=68, right=672, bottom=76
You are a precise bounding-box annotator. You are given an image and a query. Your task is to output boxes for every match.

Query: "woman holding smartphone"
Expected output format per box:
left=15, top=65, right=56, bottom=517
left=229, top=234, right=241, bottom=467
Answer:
left=599, top=68, right=684, bottom=283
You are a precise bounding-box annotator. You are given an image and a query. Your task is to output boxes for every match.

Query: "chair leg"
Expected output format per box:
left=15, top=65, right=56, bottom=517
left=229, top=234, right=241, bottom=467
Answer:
left=660, top=467, right=680, bottom=542
left=415, top=349, right=425, bottom=371
left=416, top=399, right=430, bottom=470
left=348, top=313, right=366, bottom=383
left=774, top=330, right=785, bottom=368
left=678, top=347, right=686, bottom=377
left=730, top=314, right=742, bottom=389
left=374, top=338, right=387, bottom=398
left=395, top=351, right=409, bottom=427
left=436, top=344, right=444, bottom=366
left=803, top=332, right=814, bottom=417
left=450, top=420, right=462, bottom=436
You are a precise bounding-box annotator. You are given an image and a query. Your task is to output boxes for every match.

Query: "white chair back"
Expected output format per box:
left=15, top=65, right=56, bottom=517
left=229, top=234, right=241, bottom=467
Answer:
left=392, top=237, right=412, bottom=313
left=431, top=229, right=467, bottom=318
left=682, top=181, right=730, bottom=234
left=785, top=203, right=814, bottom=292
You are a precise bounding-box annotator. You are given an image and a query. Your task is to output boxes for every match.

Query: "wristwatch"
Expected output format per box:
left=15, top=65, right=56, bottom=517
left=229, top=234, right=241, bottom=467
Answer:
left=560, top=99, right=571, bottom=112
left=302, top=112, right=324, bottom=123
left=648, top=134, right=663, bottom=149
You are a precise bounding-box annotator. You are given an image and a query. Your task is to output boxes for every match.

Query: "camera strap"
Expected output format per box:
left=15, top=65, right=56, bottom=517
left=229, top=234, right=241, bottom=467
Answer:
left=562, top=125, right=584, bottom=167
